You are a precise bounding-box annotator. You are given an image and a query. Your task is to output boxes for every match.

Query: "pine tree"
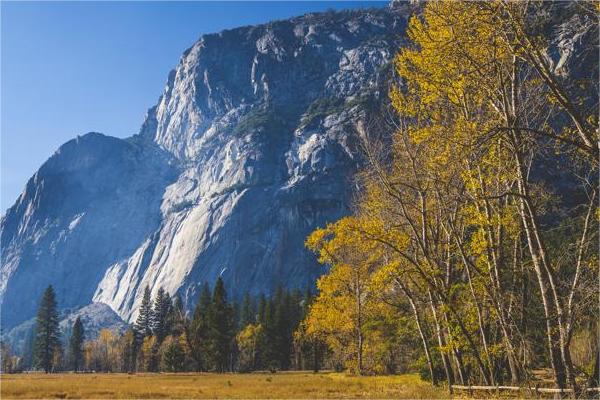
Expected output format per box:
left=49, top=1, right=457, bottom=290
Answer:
left=206, top=278, right=234, bottom=372
left=170, top=295, right=187, bottom=337
left=135, top=286, right=153, bottom=338
left=22, top=328, right=35, bottom=370
left=33, top=285, right=62, bottom=373
left=161, top=338, right=185, bottom=372
left=257, top=294, right=267, bottom=326
left=120, top=329, right=136, bottom=373
left=239, top=292, right=254, bottom=328
left=68, top=317, right=84, bottom=372
left=188, top=282, right=211, bottom=371
left=152, top=287, right=172, bottom=343
left=261, top=298, right=278, bottom=371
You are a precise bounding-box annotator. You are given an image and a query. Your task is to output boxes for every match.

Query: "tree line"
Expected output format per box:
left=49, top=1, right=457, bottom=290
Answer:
left=299, top=0, right=598, bottom=395
left=0, top=280, right=325, bottom=374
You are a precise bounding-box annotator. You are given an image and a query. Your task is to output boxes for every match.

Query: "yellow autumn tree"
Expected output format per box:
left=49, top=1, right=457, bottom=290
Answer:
left=305, top=216, right=405, bottom=374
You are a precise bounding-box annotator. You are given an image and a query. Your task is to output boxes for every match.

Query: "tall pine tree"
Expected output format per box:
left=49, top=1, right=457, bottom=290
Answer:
left=34, top=285, right=61, bottom=373
left=68, top=317, right=84, bottom=372
left=239, top=292, right=254, bottom=328
left=152, top=287, right=172, bottom=343
left=188, top=282, right=212, bottom=371
left=170, top=295, right=187, bottom=337
left=135, top=286, right=153, bottom=338
left=206, top=278, right=234, bottom=372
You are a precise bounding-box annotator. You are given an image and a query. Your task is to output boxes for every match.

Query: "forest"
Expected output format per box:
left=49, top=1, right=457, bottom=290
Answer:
left=2, top=281, right=321, bottom=375
left=1, top=1, right=598, bottom=397
left=302, top=0, right=599, bottom=394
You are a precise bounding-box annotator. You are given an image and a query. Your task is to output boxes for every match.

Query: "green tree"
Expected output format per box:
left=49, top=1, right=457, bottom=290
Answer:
left=161, top=336, right=185, bottom=372
left=152, top=287, right=172, bottom=343
left=239, top=292, right=254, bottom=328
left=120, top=329, right=136, bottom=373
left=188, top=282, right=211, bottom=371
left=68, top=317, right=84, bottom=372
left=237, top=323, right=263, bottom=372
left=170, top=295, right=187, bottom=337
left=135, top=285, right=154, bottom=338
left=33, top=285, right=62, bottom=373
left=206, top=277, right=234, bottom=372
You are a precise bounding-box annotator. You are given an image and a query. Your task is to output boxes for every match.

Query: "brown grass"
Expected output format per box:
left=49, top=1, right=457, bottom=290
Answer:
left=0, top=371, right=449, bottom=399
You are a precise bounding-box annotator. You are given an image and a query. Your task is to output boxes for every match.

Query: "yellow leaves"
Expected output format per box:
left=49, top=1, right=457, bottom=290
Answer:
left=236, top=322, right=263, bottom=369
left=306, top=216, right=407, bottom=269
left=236, top=323, right=263, bottom=344
left=469, top=228, right=489, bottom=257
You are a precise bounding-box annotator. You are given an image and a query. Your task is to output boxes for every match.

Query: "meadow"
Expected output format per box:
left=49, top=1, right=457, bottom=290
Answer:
left=0, top=372, right=448, bottom=399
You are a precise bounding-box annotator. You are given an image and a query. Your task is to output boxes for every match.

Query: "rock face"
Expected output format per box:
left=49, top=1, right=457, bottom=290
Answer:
left=1, top=5, right=412, bottom=328
left=4, top=303, right=128, bottom=355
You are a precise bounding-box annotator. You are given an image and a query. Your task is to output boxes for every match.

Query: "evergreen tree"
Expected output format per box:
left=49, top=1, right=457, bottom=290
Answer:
left=188, top=282, right=211, bottom=371
left=239, top=292, right=254, bottom=328
left=206, top=278, right=234, bottom=372
left=152, top=287, right=172, bottom=343
left=170, top=295, right=187, bottom=337
left=260, top=298, right=278, bottom=371
left=68, top=317, right=84, bottom=372
left=22, top=328, right=35, bottom=370
left=135, top=286, right=153, bottom=338
left=162, top=338, right=185, bottom=372
left=33, top=285, right=62, bottom=373
left=257, top=294, right=267, bottom=326
left=120, top=329, right=136, bottom=373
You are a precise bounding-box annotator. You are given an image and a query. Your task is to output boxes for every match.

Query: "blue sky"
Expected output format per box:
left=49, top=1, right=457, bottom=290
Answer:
left=1, top=1, right=386, bottom=213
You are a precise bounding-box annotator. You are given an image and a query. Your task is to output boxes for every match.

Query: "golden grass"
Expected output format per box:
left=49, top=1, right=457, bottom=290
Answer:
left=0, top=371, right=449, bottom=399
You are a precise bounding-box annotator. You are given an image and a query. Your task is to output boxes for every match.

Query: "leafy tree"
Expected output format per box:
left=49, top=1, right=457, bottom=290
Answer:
left=140, top=335, right=159, bottom=372
left=305, top=217, right=384, bottom=375
left=1, top=339, right=19, bottom=373
left=236, top=323, right=263, bottom=372
left=119, top=329, right=136, bottom=373
left=33, top=285, right=62, bottom=373
left=68, top=317, right=84, bottom=372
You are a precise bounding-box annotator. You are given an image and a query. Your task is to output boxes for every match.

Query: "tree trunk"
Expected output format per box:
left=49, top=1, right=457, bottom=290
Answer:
left=402, top=282, right=437, bottom=385
left=514, top=150, right=567, bottom=389
left=429, top=290, right=454, bottom=391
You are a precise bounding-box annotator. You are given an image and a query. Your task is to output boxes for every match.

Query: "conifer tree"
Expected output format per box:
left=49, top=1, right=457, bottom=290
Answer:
left=68, top=317, right=84, bottom=372
left=170, top=295, right=187, bottom=337
left=161, top=337, right=185, bottom=372
left=135, top=286, right=153, bottom=338
left=188, top=282, right=211, bottom=371
left=120, top=329, right=136, bottom=373
left=33, top=285, right=61, bottom=373
left=206, top=277, right=234, bottom=372
left=261, top=298, right=278, bottom=371
left=152, top=287, right=172, bottom=343
left=257, top=294, right=267, bottom=326
left=239, top=292, right=253, bottom=328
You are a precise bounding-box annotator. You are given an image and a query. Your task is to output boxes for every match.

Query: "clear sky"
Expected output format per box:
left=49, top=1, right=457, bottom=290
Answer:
left=1, top=1, right=386, bottom=213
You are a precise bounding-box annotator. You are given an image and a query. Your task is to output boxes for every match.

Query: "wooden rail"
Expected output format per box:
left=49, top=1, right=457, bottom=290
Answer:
left=451, top=384, right=600, bottom=394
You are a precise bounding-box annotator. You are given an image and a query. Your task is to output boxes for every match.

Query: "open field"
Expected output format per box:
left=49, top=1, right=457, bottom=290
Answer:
left=0, top=372, right=448, bottom=399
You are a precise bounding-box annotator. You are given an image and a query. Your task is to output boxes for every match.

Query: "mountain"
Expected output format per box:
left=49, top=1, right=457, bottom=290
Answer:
left=1, top=4, right=414, bottom=329
left=3, top=303, right=128, bottom=356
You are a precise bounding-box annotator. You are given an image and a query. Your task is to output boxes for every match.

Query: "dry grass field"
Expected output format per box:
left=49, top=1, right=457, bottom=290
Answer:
left=0, top=371, right=448, bottom=399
